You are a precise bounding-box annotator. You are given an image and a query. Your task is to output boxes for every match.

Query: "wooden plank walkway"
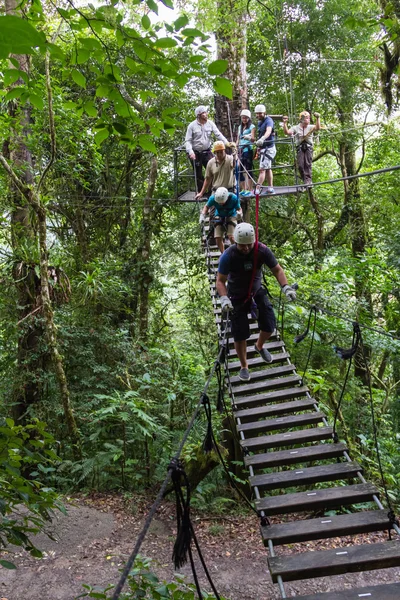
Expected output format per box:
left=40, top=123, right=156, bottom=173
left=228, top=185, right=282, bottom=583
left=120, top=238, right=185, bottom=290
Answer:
left=201, top=214, right=400, bottom=599
left=178, top=186, right=303, bottom=202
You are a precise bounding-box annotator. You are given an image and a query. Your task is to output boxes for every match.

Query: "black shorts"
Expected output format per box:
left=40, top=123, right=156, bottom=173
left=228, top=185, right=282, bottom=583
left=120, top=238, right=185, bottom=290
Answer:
left=230, top=287, right=276, bottom=342
left=239, top=150, right=254, bottom=182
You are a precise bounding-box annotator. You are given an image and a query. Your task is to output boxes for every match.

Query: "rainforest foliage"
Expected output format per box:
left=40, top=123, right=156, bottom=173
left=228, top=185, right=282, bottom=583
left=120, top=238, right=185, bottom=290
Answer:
left=0, top=0, right=400, bottom=571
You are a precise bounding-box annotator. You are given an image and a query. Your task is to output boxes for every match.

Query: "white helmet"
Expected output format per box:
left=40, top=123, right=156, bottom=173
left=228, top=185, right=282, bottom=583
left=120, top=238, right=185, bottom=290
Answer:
left=234, top=222, right=255, bottom=244
left=254, top=104, right=266, bottom=113
left=195, top=105, right=208, bottom=117
left=240, top=109, right=251, bottom=118
left=214, top=187, right=229, bottom=204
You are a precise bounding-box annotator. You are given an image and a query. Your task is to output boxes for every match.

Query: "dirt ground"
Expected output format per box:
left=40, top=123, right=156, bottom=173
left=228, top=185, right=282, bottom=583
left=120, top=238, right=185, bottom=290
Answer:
left=0, top=494, right=399, bottom=600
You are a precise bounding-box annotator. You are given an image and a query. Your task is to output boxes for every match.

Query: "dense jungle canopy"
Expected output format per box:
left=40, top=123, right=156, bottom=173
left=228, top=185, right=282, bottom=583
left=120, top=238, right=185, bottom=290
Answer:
left=1, top=0, right=400, bottom=586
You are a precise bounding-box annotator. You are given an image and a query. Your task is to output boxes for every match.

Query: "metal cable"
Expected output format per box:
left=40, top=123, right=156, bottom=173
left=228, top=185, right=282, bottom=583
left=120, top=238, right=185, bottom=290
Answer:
left=111, top=341, right=227, bottom=599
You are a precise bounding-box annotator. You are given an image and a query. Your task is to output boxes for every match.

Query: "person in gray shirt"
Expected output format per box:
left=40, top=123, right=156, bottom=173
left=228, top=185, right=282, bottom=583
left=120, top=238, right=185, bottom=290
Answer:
left=185, top=106, right=228, bottom=193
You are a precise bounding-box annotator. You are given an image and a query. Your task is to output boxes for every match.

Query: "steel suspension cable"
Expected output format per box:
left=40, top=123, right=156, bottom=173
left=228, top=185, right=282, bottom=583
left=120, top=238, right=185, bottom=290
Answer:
left=111, top=327, right=229, bottom=600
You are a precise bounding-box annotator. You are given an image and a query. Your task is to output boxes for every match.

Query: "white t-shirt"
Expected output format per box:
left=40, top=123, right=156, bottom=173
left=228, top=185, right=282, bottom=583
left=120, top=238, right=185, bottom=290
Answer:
left=289, top=124, right=315, bottom=147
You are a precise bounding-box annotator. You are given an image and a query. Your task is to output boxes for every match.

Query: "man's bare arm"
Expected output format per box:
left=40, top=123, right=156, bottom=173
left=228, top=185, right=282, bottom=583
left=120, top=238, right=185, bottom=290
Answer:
left=270, top=263, right=288, bottom=288
left=216, top=272, right=228, bottom=297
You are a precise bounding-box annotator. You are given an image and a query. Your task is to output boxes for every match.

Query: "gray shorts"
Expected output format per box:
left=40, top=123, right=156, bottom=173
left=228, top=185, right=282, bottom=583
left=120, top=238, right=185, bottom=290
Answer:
left=215, top=217, right=237, bottom=237
left=259, top=145, right=277, bottom=170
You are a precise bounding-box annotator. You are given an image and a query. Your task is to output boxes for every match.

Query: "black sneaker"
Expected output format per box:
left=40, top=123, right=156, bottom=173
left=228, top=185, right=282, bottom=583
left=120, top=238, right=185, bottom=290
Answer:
left=239, top=367, right=250, bottom=381
left=254, top=345, right=273, bottom=363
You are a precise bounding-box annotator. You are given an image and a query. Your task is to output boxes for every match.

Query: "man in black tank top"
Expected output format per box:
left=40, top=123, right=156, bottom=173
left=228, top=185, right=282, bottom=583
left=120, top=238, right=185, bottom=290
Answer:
left=216, top=223, right=296, bottom=382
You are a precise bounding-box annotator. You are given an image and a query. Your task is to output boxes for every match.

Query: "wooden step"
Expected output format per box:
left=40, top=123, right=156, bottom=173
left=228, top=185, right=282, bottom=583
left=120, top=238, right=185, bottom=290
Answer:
left=236, top=398, right=317, bottom=422
left=294, top=582, right=400, bottom=600
left=255, top=483, right=379, bottom=515
left=268, top=539, right=400, bottom=582
left=229, top=342, right=285, bottom=358
left=228, top=333, right=280, bottom=347
left=233, top=374, right=302, bottom=397
left=233, top=373, right=302, bottom=397
left=234, top=378, right=304, bottom=407
left=241, top=425, right=333, bottom=451
left=250, top=461, right=362, bottom=491
left=245, top=442, right=348, bottom=469
left=229, top=364, right=296, bottom=385
left=262, top=509, right=392, bottom=546
left=238, top=411, right=325, bottom=434
left=227, top=353, right=290, bottom=370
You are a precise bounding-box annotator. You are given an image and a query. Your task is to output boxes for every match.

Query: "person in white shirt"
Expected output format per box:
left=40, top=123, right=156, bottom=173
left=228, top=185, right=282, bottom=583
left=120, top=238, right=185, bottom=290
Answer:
left=185, top=106, right=228, bottom=193
left=283, top=111, right=321, bottom=186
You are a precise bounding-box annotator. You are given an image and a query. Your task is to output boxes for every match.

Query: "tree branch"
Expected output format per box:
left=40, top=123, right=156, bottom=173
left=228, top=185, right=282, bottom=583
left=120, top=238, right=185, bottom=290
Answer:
left=37, top=52, right=56, bottom=192
left=323, top=204, right=350, bottom=248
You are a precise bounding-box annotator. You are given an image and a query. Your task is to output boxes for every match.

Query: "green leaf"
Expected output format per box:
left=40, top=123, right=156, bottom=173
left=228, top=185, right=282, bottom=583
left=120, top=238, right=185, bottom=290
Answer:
left=3, top=69, right=28, bottom=86
left=175, top=74, right=189, bottom=88
left=71, top=69, right=86, bottom=89
left=125, top=57, right=140, bottom=72
left=113, top=122, right=129, bottom=134
left=189, top=55, right=204, bottom=64
left=96, top=84, right=112, bottom=97
left=156, top=37, right=178, bottom=48
left=116, top=28, right=125, bottom=48
left=181, top=28, right=204, bottom=37
left=160, top=0, right=174, bottom=7
left=0, top=560, right=17, bottom=569
left=138, top=135, right=157, bottom=153
left=208, top=59, right=228, bottom=76
left=76, top=47, right=90, bottom=64
left=174, top=15, right=189, bottom=31
left=141, top=14, right=151, bottom=30
left=214, top=76, right=233, bottom=99
left=29, top=94, right=44, bottom=110
left=3, top=87, right=25, bottom=101
left=0, top=15, right=46, bottom=59
left=83, top=101, right=98, bottom=117
left=146, top=0, right=158, bottom=14
left=63, top=101, right=77, bottom=110
left=94, top=129, right=110, bottom=145
left=46, top=43, right=66, bottom=61
left=91, top=20, right=104, bottom=34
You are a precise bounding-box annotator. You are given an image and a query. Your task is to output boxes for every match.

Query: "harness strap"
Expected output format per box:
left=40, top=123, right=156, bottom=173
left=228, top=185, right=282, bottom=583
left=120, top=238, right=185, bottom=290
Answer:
left=244, top=192, right=260, bottom=303
left=297, top=125, right=317, bottom=146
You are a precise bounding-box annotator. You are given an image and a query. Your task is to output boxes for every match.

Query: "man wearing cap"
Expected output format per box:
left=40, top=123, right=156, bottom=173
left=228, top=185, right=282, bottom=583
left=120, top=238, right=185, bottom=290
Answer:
left=199, top=187, right=242, bottom=253
left=283, top=111, right=321, bottom=186
left=185, top=106, right=228, bottom=193
left=254, top=104, right=276, bottom=194
left=195, top=141, right=237, bottom=200
left=216, top=223, right=296, bottom=381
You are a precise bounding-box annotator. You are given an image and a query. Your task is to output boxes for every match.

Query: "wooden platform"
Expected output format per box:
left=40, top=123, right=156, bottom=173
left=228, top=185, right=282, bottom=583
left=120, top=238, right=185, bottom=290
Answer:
left=178, top=185, right=305, bottom=202
left=201, top=226, right=400, bottom=599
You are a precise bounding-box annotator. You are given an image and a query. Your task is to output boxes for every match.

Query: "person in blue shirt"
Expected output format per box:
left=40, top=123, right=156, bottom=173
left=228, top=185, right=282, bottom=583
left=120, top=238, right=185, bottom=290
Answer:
left=236, top=109, right=256, bottom=199
left=216, top=223, right=296, bottom=381
left=199, top=187, right=242, bottom=253
left=254, top=104, right=276, bottom=194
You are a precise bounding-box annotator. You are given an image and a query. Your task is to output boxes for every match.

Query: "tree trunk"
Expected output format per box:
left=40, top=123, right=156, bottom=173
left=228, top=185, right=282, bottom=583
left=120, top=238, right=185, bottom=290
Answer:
left=214, top=0, right=248, bottom=139
left=36, top=202, right=82, bottom=458
left=5, top=0, right=45, bottom=422
left=338, top=101, right=372, bottom=385
left=138, top=156, right=158, bottom=340
left=0, top=34, right=82, bottom=455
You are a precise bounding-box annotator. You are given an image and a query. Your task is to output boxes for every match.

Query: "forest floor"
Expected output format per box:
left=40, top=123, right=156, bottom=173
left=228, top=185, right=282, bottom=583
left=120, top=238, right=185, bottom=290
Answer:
left=0, top=493, right=399, bottom=600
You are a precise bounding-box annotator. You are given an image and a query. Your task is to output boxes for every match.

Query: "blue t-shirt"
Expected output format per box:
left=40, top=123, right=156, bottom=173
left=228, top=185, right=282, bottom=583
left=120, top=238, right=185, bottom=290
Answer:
left=207, top=193, right=240, bottom=218
left=239, top=123, right=255, bottom=152
left=258, top=116, right=275, bottom=148
left=218, top=243, right=278, bottom=298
